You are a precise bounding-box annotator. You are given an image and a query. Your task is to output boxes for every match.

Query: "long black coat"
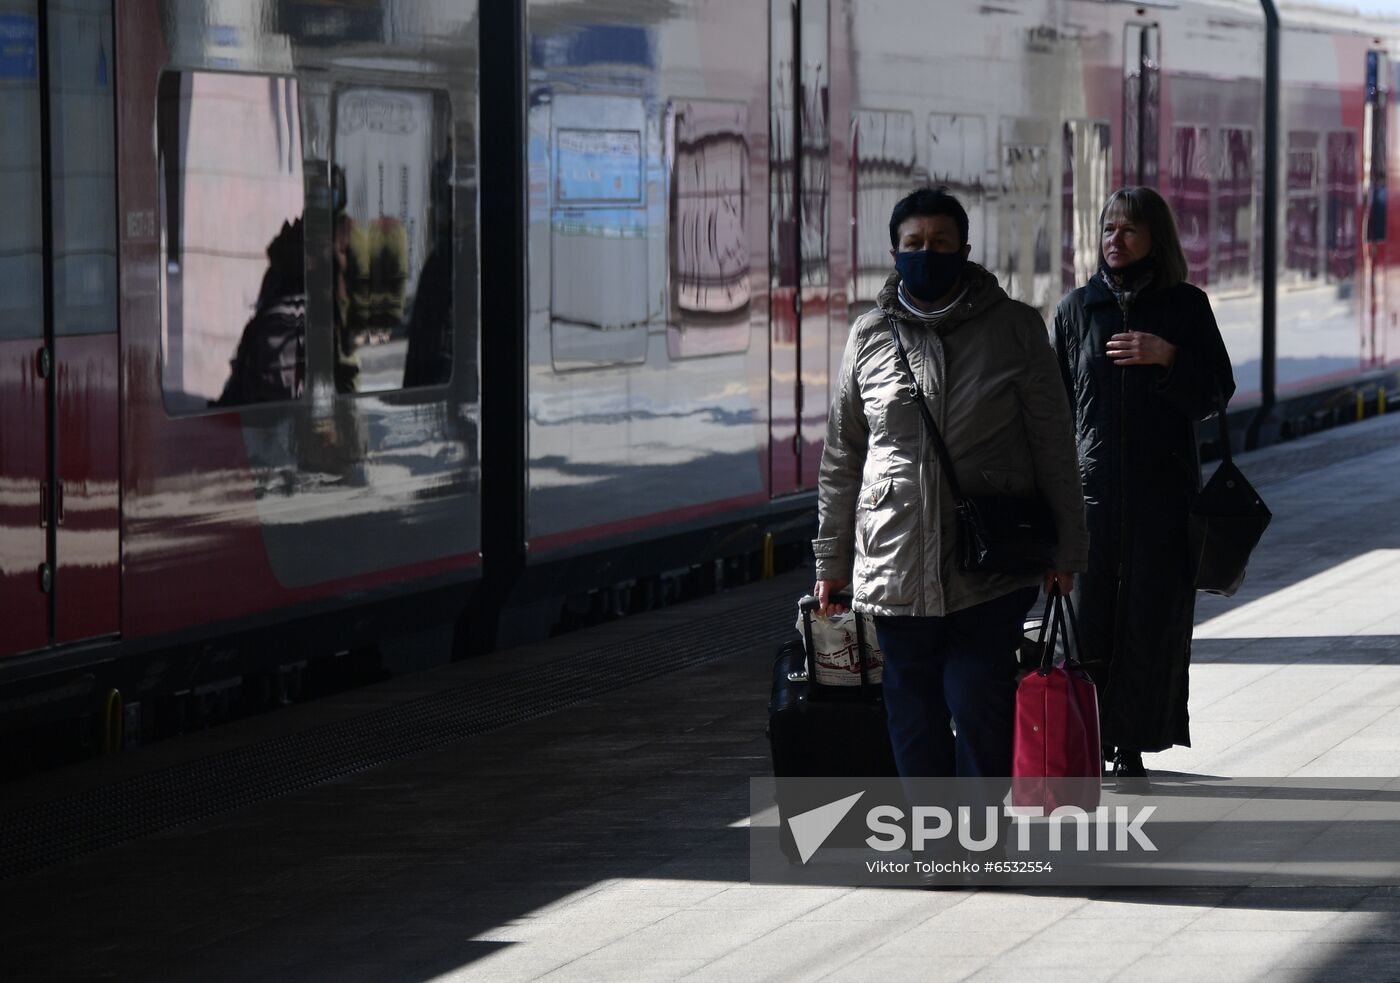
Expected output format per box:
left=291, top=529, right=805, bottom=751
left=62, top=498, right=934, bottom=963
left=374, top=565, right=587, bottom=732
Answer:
left=1051, top=276, right=1235, bottom=752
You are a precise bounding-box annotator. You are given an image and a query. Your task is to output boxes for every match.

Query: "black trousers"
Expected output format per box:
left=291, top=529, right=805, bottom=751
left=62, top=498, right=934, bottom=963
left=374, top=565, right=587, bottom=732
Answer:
left=873, top=586, right=1038, bottom=781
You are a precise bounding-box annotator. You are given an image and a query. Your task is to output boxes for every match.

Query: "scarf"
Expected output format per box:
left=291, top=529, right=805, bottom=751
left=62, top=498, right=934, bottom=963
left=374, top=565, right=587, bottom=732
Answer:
left=1098, top=257, right=1154, bottom=315
left=896, top=280, right=968, bottom=327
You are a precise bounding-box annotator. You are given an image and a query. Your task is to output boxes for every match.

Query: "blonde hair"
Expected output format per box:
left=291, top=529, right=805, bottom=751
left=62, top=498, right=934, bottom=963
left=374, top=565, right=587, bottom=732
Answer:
left=1099, top=186, right=1190, bottom=288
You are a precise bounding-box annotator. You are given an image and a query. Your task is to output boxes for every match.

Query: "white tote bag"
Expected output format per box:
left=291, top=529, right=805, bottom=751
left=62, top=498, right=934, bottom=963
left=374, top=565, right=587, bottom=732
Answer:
left=795, top=609, right=885, bottom=687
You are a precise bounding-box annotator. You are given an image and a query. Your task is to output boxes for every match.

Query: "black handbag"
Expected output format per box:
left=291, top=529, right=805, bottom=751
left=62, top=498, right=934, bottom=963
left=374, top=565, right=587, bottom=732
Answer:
left=887, top=319, right=1057, bottom=575
left=1190, top=395, right=1271, bottom=596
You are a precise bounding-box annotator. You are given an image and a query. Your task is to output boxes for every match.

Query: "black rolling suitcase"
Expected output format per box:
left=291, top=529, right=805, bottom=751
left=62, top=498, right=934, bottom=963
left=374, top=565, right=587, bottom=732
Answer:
left=766, top=594, right=897, bottom=779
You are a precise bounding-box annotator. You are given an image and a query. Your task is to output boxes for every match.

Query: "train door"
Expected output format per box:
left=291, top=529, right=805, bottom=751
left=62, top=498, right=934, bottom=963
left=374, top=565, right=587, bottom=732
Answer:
left=1364, top=48, right=1389, bottom=368
left=769, top=0, right=830, bottom=496
left=0, top=0, right=120, bottom=660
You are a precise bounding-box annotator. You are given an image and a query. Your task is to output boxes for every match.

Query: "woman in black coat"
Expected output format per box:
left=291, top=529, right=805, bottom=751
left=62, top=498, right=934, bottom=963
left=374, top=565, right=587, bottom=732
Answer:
left=1051, top=186, right=1235, bottom=790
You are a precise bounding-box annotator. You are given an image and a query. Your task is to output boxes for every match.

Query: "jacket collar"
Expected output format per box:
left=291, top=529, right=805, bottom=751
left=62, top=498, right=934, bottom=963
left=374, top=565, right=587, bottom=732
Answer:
left=1082, top=273, right=1121, bottom=310
left=1084, top=271, right=1177, bottom=311
left=876, top=262, right=1006, bottom=332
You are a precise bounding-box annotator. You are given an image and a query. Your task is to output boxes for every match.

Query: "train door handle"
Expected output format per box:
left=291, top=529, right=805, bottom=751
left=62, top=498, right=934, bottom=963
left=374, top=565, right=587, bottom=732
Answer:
left=57, top=480, right=65, bottom=526
left=39, top=481, right=47, bottom=528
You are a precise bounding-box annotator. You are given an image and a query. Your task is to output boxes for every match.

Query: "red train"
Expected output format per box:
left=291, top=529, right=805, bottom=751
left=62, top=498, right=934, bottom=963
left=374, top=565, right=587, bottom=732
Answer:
left=2, top=0, right=1398, bottom=750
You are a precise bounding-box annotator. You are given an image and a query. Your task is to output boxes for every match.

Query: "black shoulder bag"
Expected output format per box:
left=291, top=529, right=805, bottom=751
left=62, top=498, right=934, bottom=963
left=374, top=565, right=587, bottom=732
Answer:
left=887, top=319, right=1057, bottom=575
left=1189, top=393, right=1271, bottom=596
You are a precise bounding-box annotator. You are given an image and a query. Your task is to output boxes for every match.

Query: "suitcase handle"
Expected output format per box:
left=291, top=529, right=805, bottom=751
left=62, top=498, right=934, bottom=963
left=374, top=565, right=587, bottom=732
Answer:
left=797, top=590, right=853, bottom=613
left=797, top=592, right=876, bottom=690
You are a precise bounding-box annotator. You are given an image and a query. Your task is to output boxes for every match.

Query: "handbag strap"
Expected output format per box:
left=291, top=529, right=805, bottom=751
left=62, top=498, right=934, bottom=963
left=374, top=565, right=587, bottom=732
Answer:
left=886, top=318, right=970, bottom=508
left=1212, top=385, right=1233, bottom=467
left=1033, top=582, right=1087, bottom=675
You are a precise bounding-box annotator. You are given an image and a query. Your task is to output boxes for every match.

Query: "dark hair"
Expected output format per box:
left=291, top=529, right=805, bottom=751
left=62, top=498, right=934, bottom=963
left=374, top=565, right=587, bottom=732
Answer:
left=888, top=186, right=969, bottom=248
left=1099, top=186, right=1189, bottom=287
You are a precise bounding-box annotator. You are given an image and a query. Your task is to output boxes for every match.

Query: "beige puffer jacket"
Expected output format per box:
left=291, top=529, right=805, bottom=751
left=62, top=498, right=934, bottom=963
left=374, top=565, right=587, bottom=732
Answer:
left=813, top=265, right=1089, bottom=616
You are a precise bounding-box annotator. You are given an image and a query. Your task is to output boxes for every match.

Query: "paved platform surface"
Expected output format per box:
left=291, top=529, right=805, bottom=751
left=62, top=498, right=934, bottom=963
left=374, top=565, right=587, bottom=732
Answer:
left=5, top=413, right=1400, bottom=982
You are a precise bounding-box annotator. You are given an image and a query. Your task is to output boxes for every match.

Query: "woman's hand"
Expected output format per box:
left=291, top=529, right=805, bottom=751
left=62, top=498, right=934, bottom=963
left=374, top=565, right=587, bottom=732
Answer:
left=1044, top=570, right=1074, bottom=595
left=814, top=578, right=850, bottom=616
left=1107, top=331, right=1177, bottom=368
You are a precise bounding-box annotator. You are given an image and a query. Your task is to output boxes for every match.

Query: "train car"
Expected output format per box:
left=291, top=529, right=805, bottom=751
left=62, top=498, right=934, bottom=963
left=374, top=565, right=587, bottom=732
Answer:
left=1276, top=2, right=1400, bottom=399
left=2, top=0, right=1398, bottom=753
left=2, top=0, right=488, bottom=744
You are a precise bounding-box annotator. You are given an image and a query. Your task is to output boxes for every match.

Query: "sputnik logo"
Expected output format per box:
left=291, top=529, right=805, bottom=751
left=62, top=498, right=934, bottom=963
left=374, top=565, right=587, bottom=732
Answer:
left=787, top=791, right=864, bottom=863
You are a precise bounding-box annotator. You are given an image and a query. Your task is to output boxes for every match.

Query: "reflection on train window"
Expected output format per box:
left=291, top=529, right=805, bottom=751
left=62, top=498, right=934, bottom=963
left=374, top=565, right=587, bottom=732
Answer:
left=1366, top=50, right=1389, bottom=244
left=1326, top=130, right=1358, bottom=282
left=556, top=129, right=643, bottom=204
left=1061, top=120, right=1111, bottom=292
left=998, top=119, right=1052, bottom=314
left=668, top=100, right=751, bottom=359
left=768, top=14, right=832, bottom=293
left=157, top=71, right=305, bottom=413
left=770, top=22, right=796, bottom=293
left=50, top=0, right=117, bottom=336
left=334, top=86, right=454, bottom=393
left=547, top=96, right=650, bottom=371
left=928, top=114, right=985, bottom=266
left=1122, top=22, right=1161, bottom=187
left=850, top=110, right=916, bottom=305
left=1215, top=128, right=1253, bottom=286
left=800, top=59, right=830, bottom=288
left=1285, top=132, right=1320, bottom=280
left=1169, top=126, right=1211, bottom=283
left=0, top=3, right=42, bottom=341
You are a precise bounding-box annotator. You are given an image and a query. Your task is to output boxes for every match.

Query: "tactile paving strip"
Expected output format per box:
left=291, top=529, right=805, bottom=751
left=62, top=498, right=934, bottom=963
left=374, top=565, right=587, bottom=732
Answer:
left=0, top=588, right=797, bottom=880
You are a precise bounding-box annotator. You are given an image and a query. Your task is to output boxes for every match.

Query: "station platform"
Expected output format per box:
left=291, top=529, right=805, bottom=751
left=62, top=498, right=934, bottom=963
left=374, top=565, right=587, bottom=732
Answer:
left=5, top=412, right=1400, bottom=982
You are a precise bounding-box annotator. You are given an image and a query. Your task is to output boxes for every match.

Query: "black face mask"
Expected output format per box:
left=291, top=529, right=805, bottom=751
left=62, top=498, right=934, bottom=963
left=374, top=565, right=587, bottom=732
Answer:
left=896, top=248, right=967, bottom=304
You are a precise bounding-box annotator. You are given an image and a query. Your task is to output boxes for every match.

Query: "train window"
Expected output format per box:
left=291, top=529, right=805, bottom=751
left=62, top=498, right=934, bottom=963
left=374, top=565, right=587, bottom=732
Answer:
left=333, top=86, right=454, bottom=393
left=1169, top=126, right=1211, bottom=283
left=49, top=0, right=116, bottom=336
left=928, top=113, right=987, bottom=267
left=1326, top=130, right=1359, bottom=281
left=0, top=4, right=42, bottom=341
left=850, top=109, right=917, bottom=305
left=1285, top=132, right=1320, bottom=280
left=1215, top=128, right=1253, bottom=285
left=1061, top=120, right=1111, bottom=293
left=997, top=118, right=1052, bottom=315
left=667, top=99, right=751, bottom=359
left=157, top=71, right=305, bottom=413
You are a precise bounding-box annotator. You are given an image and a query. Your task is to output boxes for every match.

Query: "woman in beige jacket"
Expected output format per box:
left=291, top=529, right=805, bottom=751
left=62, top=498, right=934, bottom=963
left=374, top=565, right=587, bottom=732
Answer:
left=812, top=187, right=1088, bottom=784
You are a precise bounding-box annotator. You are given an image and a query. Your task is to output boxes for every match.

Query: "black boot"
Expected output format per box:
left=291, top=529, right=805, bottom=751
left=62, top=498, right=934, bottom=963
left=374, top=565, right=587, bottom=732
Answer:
left=1113, top=750, right=1151, bottom=794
